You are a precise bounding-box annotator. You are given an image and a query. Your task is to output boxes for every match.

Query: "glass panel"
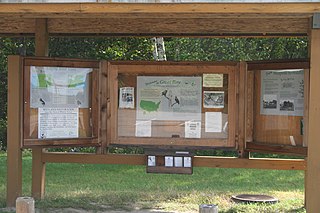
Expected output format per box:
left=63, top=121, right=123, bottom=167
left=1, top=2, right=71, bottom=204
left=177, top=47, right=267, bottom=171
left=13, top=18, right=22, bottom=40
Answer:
left=249, top=69, right=305, bottom=146
left=117, top=73, right=229, bottom=140
left=24, top=66, right=93, bottom=139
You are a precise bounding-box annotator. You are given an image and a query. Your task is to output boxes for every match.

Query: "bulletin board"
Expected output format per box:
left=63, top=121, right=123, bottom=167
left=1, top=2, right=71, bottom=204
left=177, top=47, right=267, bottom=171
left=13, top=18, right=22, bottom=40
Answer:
left=108, top=62, right=238, bottom=149
left=22, top=57, right=100, bottom=147
left=245, top=60, right=309, bottom=156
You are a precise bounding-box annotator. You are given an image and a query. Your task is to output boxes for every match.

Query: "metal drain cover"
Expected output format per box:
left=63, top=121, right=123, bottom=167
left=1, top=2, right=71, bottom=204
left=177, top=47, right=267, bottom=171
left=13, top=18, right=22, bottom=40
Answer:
left=231, top=194, right=278, bottom=204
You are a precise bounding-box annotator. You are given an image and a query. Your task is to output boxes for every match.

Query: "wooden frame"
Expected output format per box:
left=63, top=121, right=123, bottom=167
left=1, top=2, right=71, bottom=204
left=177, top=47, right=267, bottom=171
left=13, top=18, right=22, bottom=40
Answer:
left=245, top=60, right=309, bottom=156
left=108, top=61, right=237, bottom=149
left=22, top=57, right=100, bottom=147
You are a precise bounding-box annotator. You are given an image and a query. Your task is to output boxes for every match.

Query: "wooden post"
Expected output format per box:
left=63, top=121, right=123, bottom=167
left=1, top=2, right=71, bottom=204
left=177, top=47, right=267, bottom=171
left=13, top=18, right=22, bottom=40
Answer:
left=16, top=197, right=35, bottom=213
left=6, top=56, right=23, bottom=207
left=32, top=18, right=49, bottom=199
left=238, top=62, right=249, bottom=158
left=306, top=29, right=320, bottom=212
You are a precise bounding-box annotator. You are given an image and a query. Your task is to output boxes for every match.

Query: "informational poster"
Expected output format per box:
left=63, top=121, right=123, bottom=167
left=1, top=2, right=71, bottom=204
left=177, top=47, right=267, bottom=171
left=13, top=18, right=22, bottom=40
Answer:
left=185, top=121, right=201, bottom=138
left=165, top=156, right=174, bottom=167
left=261, top=69, right=304, bottom=116
left=205, top=112, right=222, bottom=133
left=135, top=120, right=152, bottom=137
left=119, top=87, right=135, bottom=109
left=203, top=74, right=223, bottom=87
left=137, top=76, right=202, bottom=121
left=38, top=108, right=79, bottom=139
left=30, top=66, right=92, bottom=108
left=174, top=157, right=183, bottom=167
left=147, top=156, right=156, bottom=166
left=203, top=91, right=224, bottom=108
left=183, top=157, right=192, bottom=168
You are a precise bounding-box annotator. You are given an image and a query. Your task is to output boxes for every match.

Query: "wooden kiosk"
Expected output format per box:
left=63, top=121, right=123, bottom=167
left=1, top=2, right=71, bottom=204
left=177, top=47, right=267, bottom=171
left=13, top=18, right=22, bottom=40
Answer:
left=1, top=2, right=320, bottom=212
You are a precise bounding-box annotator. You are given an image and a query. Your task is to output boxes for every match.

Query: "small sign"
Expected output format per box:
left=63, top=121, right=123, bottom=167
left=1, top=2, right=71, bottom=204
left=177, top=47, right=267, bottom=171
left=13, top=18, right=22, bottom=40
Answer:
left=203, top=74, right=223, bottom=87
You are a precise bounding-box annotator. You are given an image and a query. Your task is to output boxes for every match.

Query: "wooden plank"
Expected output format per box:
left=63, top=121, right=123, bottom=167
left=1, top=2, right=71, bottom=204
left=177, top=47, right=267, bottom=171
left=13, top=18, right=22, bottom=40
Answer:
left=246, top=142, right=307, bottom=156
left=247, top=60, right=309, bottom=71
left=41, top=152, right=306, bottom=171
left=246, top=71, right=254, bottom=142
left=238, top=62, right=249, bottom=158
left=35, top=19, right=48, bottom=57
left=6, top=55, right=23, bottom=207
left=0, top=18, right=35, bottom=34
left=0, top=3, right=319, bottom=18
left=24, top=138, right=99, bottom=148
left=47, top=18, right=309, bottom=35
left=32, top=18, right=48, bottom=200
left=97, top=61, right=108, bottom=153
left=306, top=29, right=320, bottom=212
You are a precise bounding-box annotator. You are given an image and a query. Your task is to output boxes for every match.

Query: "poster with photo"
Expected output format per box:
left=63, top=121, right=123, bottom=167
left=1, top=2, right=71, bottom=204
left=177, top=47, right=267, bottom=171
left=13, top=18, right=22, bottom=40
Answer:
left=136, top=76, right=202, bottom=121
left=119, top=87, right=134, bottom=109
left=261, top=69, right=304, bottom=116
left=203, top=91, right=224, bottom=108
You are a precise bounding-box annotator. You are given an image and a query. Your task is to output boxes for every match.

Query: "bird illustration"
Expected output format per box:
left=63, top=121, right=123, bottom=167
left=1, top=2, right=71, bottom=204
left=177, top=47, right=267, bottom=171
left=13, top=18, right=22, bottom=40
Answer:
left=39, top=98, right=45, bottom=106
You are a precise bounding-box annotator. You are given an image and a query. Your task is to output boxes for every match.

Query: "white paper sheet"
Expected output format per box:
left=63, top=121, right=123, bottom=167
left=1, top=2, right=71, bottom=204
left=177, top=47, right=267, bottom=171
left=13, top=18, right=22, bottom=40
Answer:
left=165, top=156, right=174, bottom=167
left=135, top=120, right=152, bottom=137
left=119, top=87, right=135, bottom=109
left=185, top=121, right=201, bottom=138
left=174, top=157, right=183, bottom=167
left=205, top=112, right=222, bottom=133
left=147, top=156, right=156, bottom=166
left=261, top=69, right=304, bottom=116
left=38, top=108, right=79, bottom=139
left=203, top=74, right=223, bottom=87
left=183, top=157, right=192, bottom=168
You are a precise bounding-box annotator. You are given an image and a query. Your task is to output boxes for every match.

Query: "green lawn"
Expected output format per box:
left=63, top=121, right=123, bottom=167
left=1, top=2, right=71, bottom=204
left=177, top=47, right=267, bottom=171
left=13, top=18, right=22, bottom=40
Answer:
left=0, top=152, right=306, bottom=212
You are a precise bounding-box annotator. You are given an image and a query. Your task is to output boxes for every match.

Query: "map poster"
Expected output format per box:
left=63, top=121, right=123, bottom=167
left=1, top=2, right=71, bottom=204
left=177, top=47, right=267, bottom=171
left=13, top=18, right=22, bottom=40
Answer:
left=136, top=76, right=202, bottom=121
left=38, top=108, right=79, bottom=139
left=30, top=66, right=92, bottom=108
left=261, top=69, right=304, bottom=116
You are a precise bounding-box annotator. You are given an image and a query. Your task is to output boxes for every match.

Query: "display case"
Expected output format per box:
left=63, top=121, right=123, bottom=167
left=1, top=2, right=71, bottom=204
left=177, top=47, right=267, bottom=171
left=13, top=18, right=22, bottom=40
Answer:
left=245, top=60, right=309, bottom=156
left=108, top=62, right=238, bottom=149
left=22, top=57, right=100, bottom=147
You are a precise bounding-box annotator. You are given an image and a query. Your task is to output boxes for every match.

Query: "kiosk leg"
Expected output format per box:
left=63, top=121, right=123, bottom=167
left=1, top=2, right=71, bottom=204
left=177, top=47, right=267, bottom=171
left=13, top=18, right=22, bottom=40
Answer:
left=6, top=56, right=23, bottom=207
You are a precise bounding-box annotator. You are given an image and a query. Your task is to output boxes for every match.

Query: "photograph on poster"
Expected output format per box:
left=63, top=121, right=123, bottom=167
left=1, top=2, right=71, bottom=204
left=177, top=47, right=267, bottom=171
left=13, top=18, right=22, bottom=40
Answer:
left=262, top=94, right=278, bottom=109
left=280, top=99, right=294, bottom=111
left=203, top=91, right=224, bottom=108
left=119, top=87, right=134, bottom=109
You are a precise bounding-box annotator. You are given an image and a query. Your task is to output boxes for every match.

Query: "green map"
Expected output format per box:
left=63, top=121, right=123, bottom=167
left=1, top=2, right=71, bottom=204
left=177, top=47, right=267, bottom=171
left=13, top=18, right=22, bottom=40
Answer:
left=140, top=100, right=161, bottom=112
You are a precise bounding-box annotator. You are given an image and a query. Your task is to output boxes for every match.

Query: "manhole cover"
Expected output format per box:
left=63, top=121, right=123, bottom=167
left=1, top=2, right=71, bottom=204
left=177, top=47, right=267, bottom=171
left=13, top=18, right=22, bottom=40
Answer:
left=231, top=194, right=278, bottom=204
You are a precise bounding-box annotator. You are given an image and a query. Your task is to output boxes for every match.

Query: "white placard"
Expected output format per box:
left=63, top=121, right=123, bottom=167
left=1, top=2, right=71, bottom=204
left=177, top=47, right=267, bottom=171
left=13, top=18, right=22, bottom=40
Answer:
left=38, top=108, right=79, bottom=139
left=137, top=76, right=202, bottom=121
left=147, top=156, right=156, bottom=166
left=119, top=87, right=135, bottom=109
left=203, top=74, right=223, bottom=87
left=205, top=112, right=222, bottom=133
left=165, top=156, right=174, bottom=167
left=261, top=69, right=304, bottom=116
left=135, top=120, right=152, bottom=137
left=174, top=157, right=183, bottom=167
left=31, top=66, right=91, bottom=108
left=183, top=157, right=192, bottom=168
left=185, top=121, right=201, bottom=138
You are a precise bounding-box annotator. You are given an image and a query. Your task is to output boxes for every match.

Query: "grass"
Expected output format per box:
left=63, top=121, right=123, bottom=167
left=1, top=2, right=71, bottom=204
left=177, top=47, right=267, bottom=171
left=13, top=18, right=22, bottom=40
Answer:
left=0, top=152, right=306, bottom=212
